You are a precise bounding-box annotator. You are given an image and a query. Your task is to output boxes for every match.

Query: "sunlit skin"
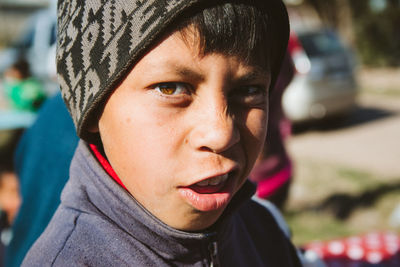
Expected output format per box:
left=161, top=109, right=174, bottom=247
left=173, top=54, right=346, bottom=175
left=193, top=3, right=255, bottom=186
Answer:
left=96, top=29, right=271, bottom=231
left=0, top=172, right=21, bottom=225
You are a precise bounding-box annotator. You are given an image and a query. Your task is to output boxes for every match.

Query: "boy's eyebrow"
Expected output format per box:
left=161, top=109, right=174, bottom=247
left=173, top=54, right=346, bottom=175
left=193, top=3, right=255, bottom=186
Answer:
left=166, top=63, right=269, bottom=83
left=171, top=65, right=205, bottom=82
left=235, top=69, right=270, bottom=84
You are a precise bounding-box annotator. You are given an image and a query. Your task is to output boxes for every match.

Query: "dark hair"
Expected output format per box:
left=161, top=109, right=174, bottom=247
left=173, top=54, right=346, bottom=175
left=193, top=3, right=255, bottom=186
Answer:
left=11, top=58, right=31, bottom=79
left=178, top=2, right=270, bottom=69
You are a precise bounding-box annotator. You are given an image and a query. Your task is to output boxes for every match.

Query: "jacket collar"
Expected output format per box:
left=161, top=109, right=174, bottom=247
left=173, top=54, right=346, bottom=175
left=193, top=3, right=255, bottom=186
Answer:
left=63, top=141, right=256, bottom=261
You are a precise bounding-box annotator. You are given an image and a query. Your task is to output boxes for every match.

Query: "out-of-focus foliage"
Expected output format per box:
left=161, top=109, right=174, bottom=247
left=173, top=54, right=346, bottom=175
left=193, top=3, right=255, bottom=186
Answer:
left=302, top=0, right=400, bottom=67
left=350, top=0, right=400, bottom=66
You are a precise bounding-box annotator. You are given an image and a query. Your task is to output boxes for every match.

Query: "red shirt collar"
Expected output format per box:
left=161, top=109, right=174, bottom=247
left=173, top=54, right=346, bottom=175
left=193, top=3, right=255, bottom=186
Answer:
left=89, top=143, right=128, bottom=191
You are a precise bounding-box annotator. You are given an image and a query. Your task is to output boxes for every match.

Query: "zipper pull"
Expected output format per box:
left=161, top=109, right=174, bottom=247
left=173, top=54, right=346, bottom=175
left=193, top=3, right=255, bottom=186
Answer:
left=208, top=241, right=220, bottom=267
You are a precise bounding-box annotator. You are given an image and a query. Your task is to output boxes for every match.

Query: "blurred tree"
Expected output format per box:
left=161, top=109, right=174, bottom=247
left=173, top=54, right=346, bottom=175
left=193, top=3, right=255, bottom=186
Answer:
left=350, top=0, right=400, bottom=66
left=302, top=0, right=355, bottom=44
left=301, top=0, right=400, bottom=66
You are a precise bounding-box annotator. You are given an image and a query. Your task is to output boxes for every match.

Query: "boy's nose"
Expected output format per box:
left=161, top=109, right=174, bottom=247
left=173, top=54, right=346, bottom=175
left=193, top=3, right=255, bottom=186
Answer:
left=189, top=99, right=240, bottom=154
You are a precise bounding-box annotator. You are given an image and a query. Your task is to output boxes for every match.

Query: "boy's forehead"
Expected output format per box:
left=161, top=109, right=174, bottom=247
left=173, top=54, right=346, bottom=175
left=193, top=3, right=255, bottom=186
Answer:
left=137, top=31, right=270, bottom=82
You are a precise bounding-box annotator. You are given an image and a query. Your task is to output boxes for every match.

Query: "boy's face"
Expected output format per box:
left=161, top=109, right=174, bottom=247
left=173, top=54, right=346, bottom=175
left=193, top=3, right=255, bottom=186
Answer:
left=98, top=29, right=271, bottom=231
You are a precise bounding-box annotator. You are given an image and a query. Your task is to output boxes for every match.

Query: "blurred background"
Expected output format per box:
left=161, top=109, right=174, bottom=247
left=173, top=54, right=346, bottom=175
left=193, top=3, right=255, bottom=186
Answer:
left=0, top=0, right=398, bottom=266
left=282, top=1, right=400, bottom=265
left=284, top=0, right=400, bottom=239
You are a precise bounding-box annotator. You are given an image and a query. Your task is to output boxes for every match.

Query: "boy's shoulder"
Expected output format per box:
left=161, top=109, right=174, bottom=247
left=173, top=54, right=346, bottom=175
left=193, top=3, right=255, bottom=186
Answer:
left=22, top=206, right=80, bottom=266
left=220, top=197, right=301, bottom=266
left=236, top=197, right=290, bottom=236
left=248, top=196, right=292, bottom=236
left=21, top=206, right=144, bottom=266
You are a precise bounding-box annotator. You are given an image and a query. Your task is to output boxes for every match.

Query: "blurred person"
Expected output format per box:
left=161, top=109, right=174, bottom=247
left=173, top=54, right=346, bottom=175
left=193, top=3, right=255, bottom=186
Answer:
left=250, top=50, right=295, bottom=209
left=0, top=146, right=21, bottom=267
left=0, top=170, right=20, bottom=259
left=22, top=1, right=302, bottom=266
left=4, top=93, right=78, bottom=267
left=3, top=59, right=46, bottom=112
left=0, top=169, right=20, bottom=229
left=0, top=131, right=23, bottom=231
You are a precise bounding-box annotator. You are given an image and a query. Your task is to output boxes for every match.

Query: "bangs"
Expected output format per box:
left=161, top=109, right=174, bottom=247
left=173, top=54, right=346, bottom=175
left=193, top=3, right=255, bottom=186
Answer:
left=178, top=2, right=270, bottom=68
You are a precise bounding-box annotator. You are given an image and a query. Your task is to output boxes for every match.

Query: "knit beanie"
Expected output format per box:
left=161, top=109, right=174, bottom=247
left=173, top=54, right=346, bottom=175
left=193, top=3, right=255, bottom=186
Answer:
left=57, top=0, right=290, bottom=141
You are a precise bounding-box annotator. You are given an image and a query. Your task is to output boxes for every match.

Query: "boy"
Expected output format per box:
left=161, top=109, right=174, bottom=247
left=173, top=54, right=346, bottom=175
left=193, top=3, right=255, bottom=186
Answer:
left=23, top=0, right=301, bottom=266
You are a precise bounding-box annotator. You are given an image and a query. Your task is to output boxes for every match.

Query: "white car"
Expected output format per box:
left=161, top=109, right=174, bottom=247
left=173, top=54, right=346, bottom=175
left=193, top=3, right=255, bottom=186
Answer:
left=283, top=29, right=358, bottom=123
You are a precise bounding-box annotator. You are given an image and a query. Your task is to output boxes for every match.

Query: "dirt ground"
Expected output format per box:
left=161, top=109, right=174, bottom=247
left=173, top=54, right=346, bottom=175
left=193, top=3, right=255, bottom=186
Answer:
left=284, top=70, right=400, bottom=244
left=359, top=68, right=400, bottom=93
left=287, top=92, right=400, bottom=178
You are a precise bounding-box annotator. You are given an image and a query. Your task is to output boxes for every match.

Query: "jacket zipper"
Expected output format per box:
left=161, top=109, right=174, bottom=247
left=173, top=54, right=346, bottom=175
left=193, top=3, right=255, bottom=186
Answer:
left=208, top=241, right=220, bottom=267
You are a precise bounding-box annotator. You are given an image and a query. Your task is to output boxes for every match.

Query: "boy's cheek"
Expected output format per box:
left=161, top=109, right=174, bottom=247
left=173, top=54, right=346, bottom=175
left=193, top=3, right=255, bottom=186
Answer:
left=240, top=109, right=268, bottom=140
left=243, top=109, right=268, bottom=164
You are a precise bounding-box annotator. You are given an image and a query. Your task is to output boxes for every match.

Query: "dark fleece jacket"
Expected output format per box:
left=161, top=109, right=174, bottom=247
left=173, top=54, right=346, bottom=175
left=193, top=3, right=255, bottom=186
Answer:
left=22, top=141, right=301, bottom=267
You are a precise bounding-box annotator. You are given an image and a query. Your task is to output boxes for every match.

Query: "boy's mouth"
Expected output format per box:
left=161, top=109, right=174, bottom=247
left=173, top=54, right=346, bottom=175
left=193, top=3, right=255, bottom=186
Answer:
left=189, top=174, right=229, bottom=194
left=178, top=171, right=237, bottom=212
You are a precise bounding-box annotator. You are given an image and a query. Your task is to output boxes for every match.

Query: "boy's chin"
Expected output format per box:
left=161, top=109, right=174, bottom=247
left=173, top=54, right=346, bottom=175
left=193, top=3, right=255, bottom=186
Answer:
left=144, top=195, right=228, bottom=232
left=171, top=209, right=225, bottom=232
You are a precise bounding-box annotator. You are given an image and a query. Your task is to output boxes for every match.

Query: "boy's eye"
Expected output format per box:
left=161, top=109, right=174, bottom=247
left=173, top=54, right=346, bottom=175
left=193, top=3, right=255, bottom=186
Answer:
left=230, top=85, right=267, bottom=106
left=154, top=82, right=192, bottom=96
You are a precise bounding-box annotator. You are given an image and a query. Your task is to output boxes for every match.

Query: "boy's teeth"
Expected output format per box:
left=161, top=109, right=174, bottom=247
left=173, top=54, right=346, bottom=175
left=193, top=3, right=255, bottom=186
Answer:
left=195, top=174, right=229, bottom=187
left=196, top=180, right=209, bottom=186
left=209, top=176, right=221, bottom=185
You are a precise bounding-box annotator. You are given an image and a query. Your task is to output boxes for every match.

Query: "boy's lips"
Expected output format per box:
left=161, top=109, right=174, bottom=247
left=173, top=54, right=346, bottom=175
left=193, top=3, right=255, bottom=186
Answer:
left=178, top=171, right=237, bottom=212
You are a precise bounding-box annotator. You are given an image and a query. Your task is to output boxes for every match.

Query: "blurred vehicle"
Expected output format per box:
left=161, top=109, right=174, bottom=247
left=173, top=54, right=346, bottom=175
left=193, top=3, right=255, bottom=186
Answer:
left=282, top=28, right=358, bottom=124
left=0, top=6, right=57, bottom=95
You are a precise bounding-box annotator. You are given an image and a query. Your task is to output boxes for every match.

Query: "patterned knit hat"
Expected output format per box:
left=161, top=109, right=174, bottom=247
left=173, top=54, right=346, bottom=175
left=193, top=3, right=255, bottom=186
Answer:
left=57, top=0, right=289, bottom=141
